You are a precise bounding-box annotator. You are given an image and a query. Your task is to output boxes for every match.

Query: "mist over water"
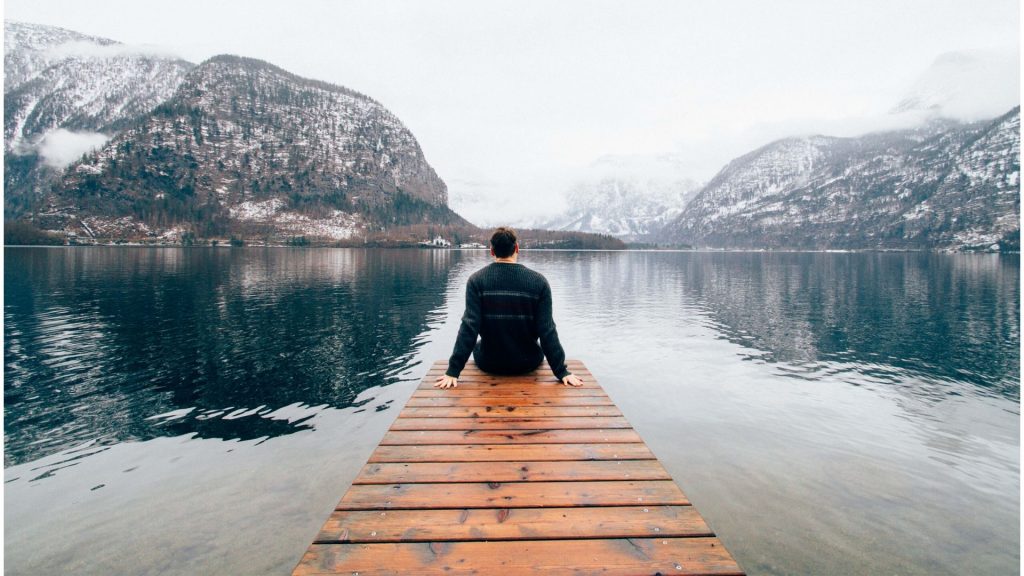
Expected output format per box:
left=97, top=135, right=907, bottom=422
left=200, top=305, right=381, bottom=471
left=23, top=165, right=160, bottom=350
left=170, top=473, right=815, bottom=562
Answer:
left=4, top=247, right=1019, bottom=575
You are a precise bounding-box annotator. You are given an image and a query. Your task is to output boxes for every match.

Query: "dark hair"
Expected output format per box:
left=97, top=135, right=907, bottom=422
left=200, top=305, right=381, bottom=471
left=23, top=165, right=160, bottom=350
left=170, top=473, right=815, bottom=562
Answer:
left=490, top=227, right=518, bottom=258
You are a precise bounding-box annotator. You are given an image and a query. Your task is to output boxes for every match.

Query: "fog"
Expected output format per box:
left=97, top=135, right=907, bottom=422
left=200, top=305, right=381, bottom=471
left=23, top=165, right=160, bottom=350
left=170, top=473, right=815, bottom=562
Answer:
left=37, top=128, right=109, bottom=168
left=5, top=0, right=1019, bottom=223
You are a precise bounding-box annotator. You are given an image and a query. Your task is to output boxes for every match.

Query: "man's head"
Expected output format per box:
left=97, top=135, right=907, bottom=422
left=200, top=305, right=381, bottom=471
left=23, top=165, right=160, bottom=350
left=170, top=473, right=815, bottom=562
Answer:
left=490, top=227, right=518, bottom=258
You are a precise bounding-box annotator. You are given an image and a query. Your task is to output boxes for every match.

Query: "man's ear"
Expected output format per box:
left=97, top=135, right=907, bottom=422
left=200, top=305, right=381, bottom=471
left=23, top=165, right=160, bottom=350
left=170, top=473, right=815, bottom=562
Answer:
left=490, top=247, right=496, bottom=257
left=514, top=243, right=519, bottom=253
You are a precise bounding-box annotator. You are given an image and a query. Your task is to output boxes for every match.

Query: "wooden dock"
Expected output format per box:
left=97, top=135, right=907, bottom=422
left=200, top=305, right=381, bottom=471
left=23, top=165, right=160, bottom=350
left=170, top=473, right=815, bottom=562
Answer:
left=293, top=360, right=745, bottom=575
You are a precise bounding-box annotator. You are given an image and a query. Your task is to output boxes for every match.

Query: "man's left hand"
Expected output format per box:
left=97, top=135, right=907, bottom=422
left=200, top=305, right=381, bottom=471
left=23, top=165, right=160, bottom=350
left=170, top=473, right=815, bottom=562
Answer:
left=561, top=374, right=584, bottom=387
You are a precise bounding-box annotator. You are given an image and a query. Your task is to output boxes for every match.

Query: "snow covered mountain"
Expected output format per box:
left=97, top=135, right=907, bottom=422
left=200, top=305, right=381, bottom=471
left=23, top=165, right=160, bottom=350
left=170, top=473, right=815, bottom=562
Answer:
left=891, top=50, right=1019, bottom=122
left=6, top=22, right=462, bottom=241
left=5, top=21, right=115, bottom=89
left=536, top=155, right=701, bottom=241
left=40, top=54, right=460, bottom=240
left=543, top=176, right=699, bottom=241
left=660, top=108, right=1020, bottom=251
left=4, top=21, right=194, bottom=215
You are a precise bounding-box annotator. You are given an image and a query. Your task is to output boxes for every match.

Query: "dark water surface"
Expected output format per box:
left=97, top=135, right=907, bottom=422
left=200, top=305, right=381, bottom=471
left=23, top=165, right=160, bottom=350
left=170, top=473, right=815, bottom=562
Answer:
left=4, top=247, right=1019, bottom=575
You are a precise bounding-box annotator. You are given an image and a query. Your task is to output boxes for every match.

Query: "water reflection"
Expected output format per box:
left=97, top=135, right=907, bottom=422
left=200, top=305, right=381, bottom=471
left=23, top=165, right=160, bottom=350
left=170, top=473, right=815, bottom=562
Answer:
left=671, top=252, right=1020, bottom=400
left=3, top=248, right=1018, bottom=575
left=4, top=247, right=459, bottom=466
left=521, top=250, right=1018, bottom=575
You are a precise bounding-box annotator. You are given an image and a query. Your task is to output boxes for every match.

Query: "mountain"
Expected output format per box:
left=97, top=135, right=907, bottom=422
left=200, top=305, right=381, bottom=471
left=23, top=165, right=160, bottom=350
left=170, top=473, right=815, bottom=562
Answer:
left=37, top=54, right=461, bottom=241
left=532, top=154, right=701, bottom=242
left=4, top=21, right=194, bottom=216
left=4, top=20, right=121, bottom=91
left=891, top=50, right=1020, bottom=122
left=543, top=176, right=700, bottom=241
left=660, top=108, right=1020, bottom=251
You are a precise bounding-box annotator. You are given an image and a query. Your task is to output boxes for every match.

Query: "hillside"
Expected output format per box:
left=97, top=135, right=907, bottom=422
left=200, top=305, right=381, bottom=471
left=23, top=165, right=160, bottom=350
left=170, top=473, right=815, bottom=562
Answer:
left=35, top=54, right=464, bottom=241
left=660, top=109, right=1020, bottom=251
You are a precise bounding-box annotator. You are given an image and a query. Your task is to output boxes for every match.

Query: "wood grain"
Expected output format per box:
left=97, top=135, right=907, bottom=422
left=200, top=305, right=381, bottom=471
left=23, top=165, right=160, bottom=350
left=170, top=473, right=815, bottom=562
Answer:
left=405, top=395, right=614, bottom=407
left=369, top=443, right=655, bottom=463
left=337, top=480, right=689, bottom=509
left=295, top=538, right=743, bottom=576
left=353, top=460, right=672, bottom=484
left=315, top=506, right=712, bottom=543
left=292, top=360, right=744, bottom=575
left=388, top=416, right=633, bottom=430
left=380, top=428, right=642, bottom=445
left=399, top=406, right=622, bottom=418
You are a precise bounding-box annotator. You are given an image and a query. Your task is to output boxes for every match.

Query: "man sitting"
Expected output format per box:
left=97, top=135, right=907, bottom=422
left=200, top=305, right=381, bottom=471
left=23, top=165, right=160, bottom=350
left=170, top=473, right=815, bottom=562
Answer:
left=435, top=227, right=584, bottom=389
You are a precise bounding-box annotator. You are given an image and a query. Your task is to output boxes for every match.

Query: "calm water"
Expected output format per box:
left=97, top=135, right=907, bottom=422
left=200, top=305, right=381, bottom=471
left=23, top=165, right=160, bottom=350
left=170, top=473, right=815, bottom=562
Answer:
left=4, top=247, right=1019, bottom=575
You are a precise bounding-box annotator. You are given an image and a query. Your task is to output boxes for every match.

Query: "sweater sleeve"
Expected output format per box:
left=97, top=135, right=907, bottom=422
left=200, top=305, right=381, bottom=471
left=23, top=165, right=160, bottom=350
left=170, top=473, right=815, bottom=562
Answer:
left=536, top=281, right=570, bottom=380
left=446, top=277, right=482, bottom=377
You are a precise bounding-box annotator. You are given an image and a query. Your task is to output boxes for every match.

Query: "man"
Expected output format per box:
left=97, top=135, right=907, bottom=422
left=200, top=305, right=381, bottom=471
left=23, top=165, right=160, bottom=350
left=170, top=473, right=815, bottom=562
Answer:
left=435, top=227, right=584, bottom=389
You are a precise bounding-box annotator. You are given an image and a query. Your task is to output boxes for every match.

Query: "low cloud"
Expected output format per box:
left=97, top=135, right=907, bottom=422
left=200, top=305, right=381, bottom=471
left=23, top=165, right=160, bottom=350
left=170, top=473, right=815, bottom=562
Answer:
left=45, top=40, right=185, bottom=61
left=37, top=129, right=109, bottom=168
left=891, top=49, right=1020, bottom=122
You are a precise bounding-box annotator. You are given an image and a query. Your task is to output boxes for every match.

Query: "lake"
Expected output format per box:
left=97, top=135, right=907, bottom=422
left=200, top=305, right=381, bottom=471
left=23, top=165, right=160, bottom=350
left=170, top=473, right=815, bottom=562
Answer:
left=4, top=247, right=1019, bottom=575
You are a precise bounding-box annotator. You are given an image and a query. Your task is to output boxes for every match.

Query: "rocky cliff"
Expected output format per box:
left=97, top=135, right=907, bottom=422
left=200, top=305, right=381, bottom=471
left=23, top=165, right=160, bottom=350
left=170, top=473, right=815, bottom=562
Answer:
left=40, top=54, right=458, bottom=240
left=5, top=21, right=193, bottom=216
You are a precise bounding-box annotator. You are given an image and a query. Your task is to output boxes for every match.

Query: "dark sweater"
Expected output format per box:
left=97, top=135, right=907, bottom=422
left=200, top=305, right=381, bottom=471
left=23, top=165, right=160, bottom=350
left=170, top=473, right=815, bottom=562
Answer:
left=446, top=262, right=570, bottom=380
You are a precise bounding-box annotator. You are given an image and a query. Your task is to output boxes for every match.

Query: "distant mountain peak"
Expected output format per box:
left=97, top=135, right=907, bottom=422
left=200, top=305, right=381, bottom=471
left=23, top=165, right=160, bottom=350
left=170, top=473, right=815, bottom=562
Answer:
left=891, top=49, right=1019, bottom=122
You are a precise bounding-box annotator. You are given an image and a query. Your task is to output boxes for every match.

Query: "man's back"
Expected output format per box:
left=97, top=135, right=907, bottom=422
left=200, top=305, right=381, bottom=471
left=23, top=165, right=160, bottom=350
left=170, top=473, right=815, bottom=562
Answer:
left=446, top=262, right=569, bottom=380
left=437, top=226, right=582, bottom=389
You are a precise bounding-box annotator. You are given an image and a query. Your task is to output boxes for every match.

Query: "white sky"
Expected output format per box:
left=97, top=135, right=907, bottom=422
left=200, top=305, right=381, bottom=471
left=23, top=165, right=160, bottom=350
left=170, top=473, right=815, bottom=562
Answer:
left=4, top=0, right=1020, bottom=224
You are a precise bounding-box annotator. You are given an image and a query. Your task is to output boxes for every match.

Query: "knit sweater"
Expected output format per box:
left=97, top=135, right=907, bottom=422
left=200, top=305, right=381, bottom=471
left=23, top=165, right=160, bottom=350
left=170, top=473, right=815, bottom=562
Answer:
left=446, top=262, right=570, bottom=380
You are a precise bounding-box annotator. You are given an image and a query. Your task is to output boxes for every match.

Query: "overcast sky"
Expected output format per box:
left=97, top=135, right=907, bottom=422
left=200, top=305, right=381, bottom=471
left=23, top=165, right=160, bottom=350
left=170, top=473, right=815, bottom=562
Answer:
left=5, top=0, right=1020, bottom=223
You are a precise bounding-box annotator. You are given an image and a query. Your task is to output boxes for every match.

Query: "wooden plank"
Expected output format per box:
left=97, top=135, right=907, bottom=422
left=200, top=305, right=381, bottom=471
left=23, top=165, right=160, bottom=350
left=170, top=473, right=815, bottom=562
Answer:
left=295, top=538, right=743, bottom=576
left=293, top=360, right=745, bottom=576
left=399, top=406, right=621, bottom=418
left=380, top=428, right=642, bottom=445
left=427, top=360, right=588, bottom=371
left=417, top=379, right=602, bottom=390
left=315, top=505, right=711, bottom=543
left=411, top=387, right=610, bottom=398
left=423, top=368, right=594, bottom=382
left=337, top=481, right=689, bottom=510
left=424, top=367, right=591, bottom=375
left=369, top=443, right=655, bottom=463
left=423, top=368, right=593, bottom=377
left=353, top=460, right=672, bottom=484
left=388, top=416, right=633, bottom=430
left=405, top=395, right=614, bottom=407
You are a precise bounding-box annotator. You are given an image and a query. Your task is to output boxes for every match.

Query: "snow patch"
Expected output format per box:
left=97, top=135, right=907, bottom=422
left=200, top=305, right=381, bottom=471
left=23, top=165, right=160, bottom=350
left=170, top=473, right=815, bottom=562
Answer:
left=229, top=199, right=285, bottom=221
left=228, top=200, right=360, bottom=240
left=272, top=210, right=360, bottom=240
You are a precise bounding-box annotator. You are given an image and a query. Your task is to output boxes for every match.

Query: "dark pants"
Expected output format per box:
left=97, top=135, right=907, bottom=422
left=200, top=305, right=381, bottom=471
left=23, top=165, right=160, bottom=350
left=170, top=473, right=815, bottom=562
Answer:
left=472, top=341, right=543, bottom=375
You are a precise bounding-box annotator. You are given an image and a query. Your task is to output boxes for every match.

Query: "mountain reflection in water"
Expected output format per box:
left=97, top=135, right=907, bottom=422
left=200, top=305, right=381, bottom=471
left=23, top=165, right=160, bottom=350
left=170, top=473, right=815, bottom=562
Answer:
left=674, top=252, right=1019, bottom=400
left=3, top=248, right=1019, bottom=576
left=4, top=247, right=455, bottom=466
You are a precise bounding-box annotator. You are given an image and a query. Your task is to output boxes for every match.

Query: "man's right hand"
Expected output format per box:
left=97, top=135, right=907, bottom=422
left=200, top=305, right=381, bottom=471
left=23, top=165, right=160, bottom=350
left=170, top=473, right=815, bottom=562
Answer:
left=434, top=375, right=458, bottom=389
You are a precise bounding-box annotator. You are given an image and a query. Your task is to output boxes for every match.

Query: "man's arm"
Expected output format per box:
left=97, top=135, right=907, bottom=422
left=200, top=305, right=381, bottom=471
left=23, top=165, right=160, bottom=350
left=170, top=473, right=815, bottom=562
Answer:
left=443, top=278, right=482, bottom=380
left=536, top=281, right=572, bottom=382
